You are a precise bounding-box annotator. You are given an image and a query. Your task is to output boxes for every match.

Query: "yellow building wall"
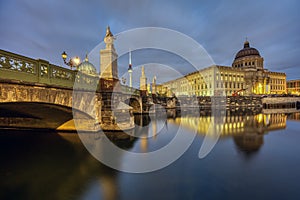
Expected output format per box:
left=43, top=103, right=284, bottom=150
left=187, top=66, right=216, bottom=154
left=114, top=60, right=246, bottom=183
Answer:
left=268, top=72, right=286, bottom=94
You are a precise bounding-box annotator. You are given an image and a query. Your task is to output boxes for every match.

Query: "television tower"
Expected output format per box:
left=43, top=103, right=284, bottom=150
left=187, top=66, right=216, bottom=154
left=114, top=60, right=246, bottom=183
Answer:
left=128, top=50, right=133, bottom=87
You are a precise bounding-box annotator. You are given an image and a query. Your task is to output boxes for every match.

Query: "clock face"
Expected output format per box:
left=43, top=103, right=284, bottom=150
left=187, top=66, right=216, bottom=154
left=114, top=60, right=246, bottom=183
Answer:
left=105, top=37, right=112, bottom=44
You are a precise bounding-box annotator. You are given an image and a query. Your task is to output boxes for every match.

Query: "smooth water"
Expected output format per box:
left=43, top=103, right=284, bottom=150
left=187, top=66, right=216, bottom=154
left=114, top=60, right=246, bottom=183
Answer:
left=1, top=111, right=300, bottom=200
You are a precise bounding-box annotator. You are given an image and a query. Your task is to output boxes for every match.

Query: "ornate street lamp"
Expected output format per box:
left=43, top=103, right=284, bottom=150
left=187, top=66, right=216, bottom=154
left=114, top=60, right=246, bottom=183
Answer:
left=61, top=51, right=81, bottom=69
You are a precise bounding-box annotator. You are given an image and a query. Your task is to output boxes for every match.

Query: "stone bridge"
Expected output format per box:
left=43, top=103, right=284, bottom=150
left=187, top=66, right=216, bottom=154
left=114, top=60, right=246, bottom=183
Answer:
left=0, top=49, right=144, bottom=131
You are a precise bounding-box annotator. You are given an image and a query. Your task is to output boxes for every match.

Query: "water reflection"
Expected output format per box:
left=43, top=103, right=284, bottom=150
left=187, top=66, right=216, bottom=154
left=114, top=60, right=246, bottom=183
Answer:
left=168, top=109, right=287, bottom=154
left=287, top=112, right=300, bottom=121
left=0, top=131, right=128, bottom=200
left=0, top=110, right=298, bottom=200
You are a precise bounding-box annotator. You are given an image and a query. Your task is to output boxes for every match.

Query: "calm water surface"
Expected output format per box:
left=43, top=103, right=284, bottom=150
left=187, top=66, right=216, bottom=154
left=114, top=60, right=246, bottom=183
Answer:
left=1, top=111, right=300, bottom=200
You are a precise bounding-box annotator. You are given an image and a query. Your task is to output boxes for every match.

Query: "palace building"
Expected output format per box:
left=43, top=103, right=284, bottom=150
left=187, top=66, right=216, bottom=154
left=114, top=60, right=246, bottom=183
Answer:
left=287, top=79, right=300, bottom=95
left=157, top=40, right=287, bottom=97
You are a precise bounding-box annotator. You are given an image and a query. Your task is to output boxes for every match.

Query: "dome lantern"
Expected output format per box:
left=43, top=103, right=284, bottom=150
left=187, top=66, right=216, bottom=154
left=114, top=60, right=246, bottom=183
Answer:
left=244, top=40, right=250, bottom=48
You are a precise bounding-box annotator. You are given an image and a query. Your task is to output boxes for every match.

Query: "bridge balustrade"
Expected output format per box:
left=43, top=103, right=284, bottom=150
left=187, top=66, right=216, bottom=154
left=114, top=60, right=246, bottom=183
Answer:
left=0, top=49, right=98, bottom=90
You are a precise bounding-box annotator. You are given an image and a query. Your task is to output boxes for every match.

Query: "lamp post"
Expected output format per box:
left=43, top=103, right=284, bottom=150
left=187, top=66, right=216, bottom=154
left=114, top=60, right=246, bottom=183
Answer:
left=61, top=51, right=81, bottom=69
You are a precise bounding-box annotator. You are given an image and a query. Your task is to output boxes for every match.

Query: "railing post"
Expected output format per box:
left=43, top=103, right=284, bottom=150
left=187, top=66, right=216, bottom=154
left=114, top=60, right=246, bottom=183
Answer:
left=37, top=59, right=50, bottom=85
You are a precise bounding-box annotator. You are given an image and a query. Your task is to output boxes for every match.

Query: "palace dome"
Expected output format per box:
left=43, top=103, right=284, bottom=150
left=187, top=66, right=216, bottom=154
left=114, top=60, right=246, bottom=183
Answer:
left=234, top=40, right=261, bottom=60
left=77, top=56, right=97, bottom=76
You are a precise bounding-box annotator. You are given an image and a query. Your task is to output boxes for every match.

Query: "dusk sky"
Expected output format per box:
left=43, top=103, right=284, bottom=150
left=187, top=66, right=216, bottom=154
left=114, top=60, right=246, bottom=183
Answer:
left=1, top=0, right=299, bottom=82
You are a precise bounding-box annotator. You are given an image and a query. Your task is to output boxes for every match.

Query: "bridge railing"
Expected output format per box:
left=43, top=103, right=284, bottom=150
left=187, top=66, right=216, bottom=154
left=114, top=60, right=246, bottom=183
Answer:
left=0, top=49, right=98, bottom=90
left=0, top=49, right=39, bottom=83
left=120, top=84, right=140, bottom=95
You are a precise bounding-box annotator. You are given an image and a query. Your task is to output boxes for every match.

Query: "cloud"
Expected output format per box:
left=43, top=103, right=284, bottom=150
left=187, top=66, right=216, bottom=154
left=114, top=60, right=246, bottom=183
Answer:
left=0, top=0, right=299, bottom=81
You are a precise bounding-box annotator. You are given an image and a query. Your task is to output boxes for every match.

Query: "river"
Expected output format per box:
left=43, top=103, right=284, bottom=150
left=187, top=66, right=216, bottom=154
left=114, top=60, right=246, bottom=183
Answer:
left=1, top=110, right=300, bottom=200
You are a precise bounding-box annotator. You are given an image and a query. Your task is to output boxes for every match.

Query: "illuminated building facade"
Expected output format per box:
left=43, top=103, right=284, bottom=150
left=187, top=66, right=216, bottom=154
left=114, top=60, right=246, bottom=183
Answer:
left=157, top=40, right=287, bottom=97
left=157, top=65, right=246, bottom=96
left=287, top=79, right=300, bottom=95
left=267, top=72, right=287, bottom=95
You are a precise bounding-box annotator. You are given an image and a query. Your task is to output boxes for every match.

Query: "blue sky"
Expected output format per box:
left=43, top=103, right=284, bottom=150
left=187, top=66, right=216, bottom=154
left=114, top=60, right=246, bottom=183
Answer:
left=0, top=0, right=299, bottom=82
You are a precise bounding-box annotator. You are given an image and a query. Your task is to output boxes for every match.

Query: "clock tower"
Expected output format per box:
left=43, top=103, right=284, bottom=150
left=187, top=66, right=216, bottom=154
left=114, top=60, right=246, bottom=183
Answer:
left=100, top=26, right=119, bottom=91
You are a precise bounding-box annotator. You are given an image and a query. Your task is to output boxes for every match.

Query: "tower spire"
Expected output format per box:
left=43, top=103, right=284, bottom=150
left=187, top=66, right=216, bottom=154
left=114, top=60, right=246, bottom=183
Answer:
left=141, top=66, right=145, bottom=77
left=105, top=26, right=113, bottom=37
left=85, top=53, right=88, bottom=62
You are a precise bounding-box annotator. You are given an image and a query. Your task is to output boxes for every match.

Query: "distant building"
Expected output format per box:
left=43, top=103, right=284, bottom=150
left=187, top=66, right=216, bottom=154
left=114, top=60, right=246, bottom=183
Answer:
left=157, top=40, right=286, bottom=97
left=287, top=79, right=300, bottom=95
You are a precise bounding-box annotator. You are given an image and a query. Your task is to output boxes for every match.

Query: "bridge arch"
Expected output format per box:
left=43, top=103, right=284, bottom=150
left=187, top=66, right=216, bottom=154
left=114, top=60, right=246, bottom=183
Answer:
left=0, top=102, right=94, bottom=130
left=124, top=97, right=142, bottom=113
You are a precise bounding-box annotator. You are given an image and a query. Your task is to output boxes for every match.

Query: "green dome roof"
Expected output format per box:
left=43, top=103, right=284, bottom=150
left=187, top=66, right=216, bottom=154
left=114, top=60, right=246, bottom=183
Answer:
left=77, top=56, right=97, bottom=76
